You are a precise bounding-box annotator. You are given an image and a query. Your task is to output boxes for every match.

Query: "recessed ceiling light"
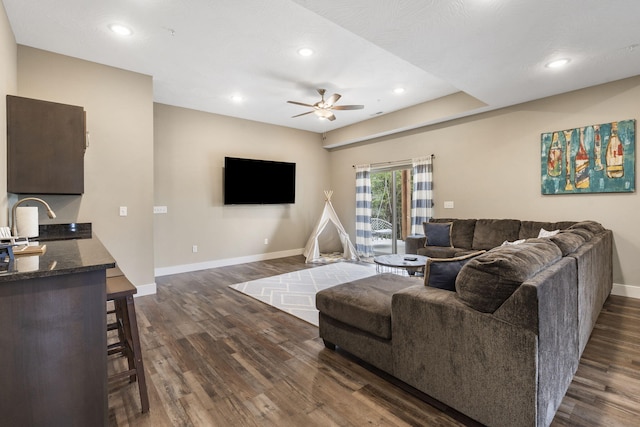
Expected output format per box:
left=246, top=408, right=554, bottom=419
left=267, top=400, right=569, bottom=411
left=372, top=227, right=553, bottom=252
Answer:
left=546, top=58, right=571, bottom=69
left=230, top=95, right=243, bottom=102
left=297, top=47, right=314, bottom=57
left=393, top=87, right=406, bottom=94
left=108, top=23, right=133, bottom=36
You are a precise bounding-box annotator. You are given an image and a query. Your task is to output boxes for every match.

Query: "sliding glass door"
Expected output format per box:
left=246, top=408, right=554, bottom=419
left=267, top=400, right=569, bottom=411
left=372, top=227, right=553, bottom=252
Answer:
left=370, top=167, right=412, bottom=255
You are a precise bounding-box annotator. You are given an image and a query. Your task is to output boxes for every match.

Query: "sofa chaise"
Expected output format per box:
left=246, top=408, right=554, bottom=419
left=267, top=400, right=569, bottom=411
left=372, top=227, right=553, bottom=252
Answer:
left=316, top=219, right=612, bottom=427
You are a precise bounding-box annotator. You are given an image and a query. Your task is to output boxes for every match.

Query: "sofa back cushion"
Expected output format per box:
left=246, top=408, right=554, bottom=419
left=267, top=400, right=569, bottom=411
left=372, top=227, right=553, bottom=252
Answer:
left=519, top=220, right=577, bottom=239
left=456, top=239, right=562, bottom=313
left=565, top=227, right=594, bottom=242
left=429, top=218, right=477, bottom=248
left=472, top=219, right=521, bottom=250
left=568, top=220, right=605, bottom=234
left=548, top=230, right=586, bottom=255
left=518, top=221, right=556, bottom=239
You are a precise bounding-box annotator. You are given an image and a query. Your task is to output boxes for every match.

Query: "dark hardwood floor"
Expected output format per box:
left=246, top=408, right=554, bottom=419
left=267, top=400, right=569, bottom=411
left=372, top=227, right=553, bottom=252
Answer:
left=108, top=255, right=640, bottom=426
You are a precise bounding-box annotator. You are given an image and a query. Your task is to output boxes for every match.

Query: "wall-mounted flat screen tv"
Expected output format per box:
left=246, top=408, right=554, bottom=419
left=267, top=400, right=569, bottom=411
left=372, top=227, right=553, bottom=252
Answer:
left=224, top=157, right=296, bottom=205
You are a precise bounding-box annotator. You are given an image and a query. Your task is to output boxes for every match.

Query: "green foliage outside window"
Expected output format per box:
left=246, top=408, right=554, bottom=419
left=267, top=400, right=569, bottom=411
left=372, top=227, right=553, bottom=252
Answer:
left=371, top=169, right=412, bottom=237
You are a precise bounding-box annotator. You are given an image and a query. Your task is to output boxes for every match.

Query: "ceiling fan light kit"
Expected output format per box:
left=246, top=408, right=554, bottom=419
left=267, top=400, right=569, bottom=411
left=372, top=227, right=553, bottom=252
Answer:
left=315, top=109, right=334, bottom=120
left=287, top=88, right=363, bottom=122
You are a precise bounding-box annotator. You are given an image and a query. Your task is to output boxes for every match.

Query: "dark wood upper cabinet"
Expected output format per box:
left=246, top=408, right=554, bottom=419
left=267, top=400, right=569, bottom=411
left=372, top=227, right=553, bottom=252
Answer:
left=7, top=95, right=86, bottom=194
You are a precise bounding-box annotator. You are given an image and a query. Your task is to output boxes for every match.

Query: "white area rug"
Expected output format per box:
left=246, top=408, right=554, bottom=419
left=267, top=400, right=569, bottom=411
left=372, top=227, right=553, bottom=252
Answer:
left=229, top=262, right=377, bottom=326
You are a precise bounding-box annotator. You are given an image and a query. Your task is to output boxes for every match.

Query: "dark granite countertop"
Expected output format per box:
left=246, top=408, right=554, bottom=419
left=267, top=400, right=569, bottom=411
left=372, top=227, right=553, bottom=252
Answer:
left=0, top=237, right=116, bottom=282
left=37, top=222, right=93, bottom=241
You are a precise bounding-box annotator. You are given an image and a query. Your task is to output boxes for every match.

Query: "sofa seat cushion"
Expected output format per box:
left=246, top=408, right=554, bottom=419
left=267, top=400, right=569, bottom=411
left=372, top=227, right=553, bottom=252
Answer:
left=316, top=273, right=416, bottom=340
left=472, top=219, right=521, bottom=250
left=417, top=246, right=459, bottom=258
left=456, top=239, right=562, bottom=313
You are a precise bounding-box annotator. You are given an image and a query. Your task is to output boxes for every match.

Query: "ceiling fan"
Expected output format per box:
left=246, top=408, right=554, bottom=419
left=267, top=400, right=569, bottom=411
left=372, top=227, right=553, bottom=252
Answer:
left=287, top=89, right=364, bottom=121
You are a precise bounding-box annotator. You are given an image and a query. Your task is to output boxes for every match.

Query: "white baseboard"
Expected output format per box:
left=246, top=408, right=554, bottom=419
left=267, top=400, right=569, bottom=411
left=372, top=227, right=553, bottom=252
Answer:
left=134, top=282, right=157, bottom=297
left=611, top=283, right=640, bottom=299
left=154, top=248, right=305, bottom=278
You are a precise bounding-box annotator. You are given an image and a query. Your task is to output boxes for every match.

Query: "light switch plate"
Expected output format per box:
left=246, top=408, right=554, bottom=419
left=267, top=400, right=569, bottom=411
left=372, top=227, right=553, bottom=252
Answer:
left=119, top=206, right=128, bottom=216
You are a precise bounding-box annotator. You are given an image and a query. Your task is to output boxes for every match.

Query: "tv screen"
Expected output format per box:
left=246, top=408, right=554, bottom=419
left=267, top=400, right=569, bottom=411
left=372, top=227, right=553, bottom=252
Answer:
left=224, top=157, right=296, bottom=205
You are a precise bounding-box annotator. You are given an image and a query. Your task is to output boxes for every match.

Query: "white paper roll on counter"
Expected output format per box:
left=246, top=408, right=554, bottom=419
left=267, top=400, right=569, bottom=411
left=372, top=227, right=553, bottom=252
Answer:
left=16, top=255, right=39, bottom=272
left=16, top=206, right=39, bottom=238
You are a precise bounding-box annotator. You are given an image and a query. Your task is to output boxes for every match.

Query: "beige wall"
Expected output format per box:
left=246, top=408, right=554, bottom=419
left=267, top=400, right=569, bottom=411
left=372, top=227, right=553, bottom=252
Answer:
left=15, top=46, right=155, bottom=291
left=328, top=76, right=640, bottom=292
left=0, top=3, right=16, bottom=226
left=153, top=103, right=329, bottom=272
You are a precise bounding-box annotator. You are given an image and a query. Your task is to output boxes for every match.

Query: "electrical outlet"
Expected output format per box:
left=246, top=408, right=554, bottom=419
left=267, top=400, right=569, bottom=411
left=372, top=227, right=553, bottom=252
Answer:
left=119, top=206, right=128, bottom=216
left=153, top=206, right=168, bottom=214
left=444, top=201, right=454, bottom=209
left=192, top=245, right=198, bottom=253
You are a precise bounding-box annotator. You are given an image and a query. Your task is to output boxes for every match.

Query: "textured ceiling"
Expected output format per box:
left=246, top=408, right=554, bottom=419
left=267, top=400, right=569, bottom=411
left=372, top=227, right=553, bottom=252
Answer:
left=3, top=0, right=640, bottom=135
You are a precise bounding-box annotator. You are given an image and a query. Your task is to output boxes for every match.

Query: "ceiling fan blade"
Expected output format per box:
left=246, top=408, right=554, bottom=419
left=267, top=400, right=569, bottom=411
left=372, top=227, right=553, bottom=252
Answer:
left=327, top=113, right=336, bottom=121
left=287, top=100, right=315, bottom=107
left=291, top=111, right=314, bottom=118
left=326, top=93, right=341, bottom=106
left=332, top=105, right=364, bottom=110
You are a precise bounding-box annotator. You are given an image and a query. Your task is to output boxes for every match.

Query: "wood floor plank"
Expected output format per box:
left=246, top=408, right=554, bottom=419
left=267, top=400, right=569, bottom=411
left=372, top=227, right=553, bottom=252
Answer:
left=108, top=256, right=640, bottom=426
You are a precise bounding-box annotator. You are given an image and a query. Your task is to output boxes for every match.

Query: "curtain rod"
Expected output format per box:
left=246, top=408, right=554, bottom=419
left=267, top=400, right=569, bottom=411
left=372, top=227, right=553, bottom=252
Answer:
left=352, top=154, right=434, bottom=168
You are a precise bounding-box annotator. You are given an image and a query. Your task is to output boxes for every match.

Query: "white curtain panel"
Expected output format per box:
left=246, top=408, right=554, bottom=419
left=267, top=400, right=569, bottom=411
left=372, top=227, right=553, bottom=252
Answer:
left=411, top=156, right=434, bottom=235
left=355, top=164, right=373, bottom=257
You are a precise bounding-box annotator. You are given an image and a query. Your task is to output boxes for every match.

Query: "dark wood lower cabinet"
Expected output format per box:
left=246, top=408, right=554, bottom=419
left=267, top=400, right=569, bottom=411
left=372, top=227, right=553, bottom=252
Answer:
left=0, top=269, right=107, bottom=427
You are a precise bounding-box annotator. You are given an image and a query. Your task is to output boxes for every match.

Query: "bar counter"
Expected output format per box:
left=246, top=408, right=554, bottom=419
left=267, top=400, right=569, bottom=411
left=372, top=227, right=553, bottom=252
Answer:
left=0, top=236, right=115, bottom=427
left=0, top=237, right=115, bottom=281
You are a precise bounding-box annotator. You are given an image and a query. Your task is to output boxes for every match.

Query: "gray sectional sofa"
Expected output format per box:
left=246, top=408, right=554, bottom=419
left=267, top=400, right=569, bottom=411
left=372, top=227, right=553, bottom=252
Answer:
left=316, top=219, right=612, bottom=427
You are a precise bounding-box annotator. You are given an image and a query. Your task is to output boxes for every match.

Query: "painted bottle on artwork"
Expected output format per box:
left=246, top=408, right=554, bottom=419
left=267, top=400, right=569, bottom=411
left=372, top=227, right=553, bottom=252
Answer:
left=575, top=128, right=590, bottom=189
left=563, top=130, right=574, bottom=191
left=547, top=132, right=562, bottom=177
left=606, top=122, right=624, bottom=178
left=593, top=125, right=604, bottom=171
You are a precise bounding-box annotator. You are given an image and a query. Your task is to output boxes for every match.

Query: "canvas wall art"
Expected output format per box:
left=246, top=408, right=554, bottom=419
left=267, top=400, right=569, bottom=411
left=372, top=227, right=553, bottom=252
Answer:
left=541, top=119, right=635, bottom=194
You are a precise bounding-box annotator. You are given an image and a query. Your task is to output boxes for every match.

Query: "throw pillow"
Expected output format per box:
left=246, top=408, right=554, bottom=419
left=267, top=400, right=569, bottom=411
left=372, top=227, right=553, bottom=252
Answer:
left=424, top=251, right=485, bottom=291
left=423, top=222, right=453, bottom=247
left=501, top=239, right=526, bottom=246
left=538, top=228, right=560, bottom=238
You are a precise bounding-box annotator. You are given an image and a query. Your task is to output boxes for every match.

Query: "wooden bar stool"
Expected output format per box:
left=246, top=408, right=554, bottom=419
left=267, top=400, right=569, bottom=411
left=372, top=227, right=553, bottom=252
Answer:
left=106, top=274, right=149, bottom=413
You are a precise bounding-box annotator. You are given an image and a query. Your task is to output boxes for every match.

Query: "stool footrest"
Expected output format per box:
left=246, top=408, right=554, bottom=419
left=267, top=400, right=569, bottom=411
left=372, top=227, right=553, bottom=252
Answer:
left=108, top=369, right=138, bottom=383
